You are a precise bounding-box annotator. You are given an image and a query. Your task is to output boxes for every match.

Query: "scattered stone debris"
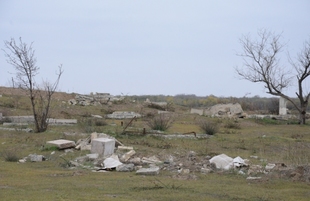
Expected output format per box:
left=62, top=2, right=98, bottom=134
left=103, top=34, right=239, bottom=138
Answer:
left=19, top=154, right=46, bottom=163
left=116, top=163, right=135, bottom=172
left=14, top=131, right=310, bottom=183
left=68, top=93, right=124, bottom=106
left=191, top=103, right=245, bottom=118
left=144, top=99, right=168, bottom=110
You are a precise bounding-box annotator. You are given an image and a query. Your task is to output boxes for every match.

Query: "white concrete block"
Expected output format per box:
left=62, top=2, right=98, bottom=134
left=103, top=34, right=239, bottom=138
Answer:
left=91, top=138, right=115, bottom=157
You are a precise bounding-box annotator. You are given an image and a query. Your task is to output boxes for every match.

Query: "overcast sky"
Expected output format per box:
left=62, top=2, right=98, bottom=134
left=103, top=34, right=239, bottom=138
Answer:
left=1, top=1, right=310, bottom=97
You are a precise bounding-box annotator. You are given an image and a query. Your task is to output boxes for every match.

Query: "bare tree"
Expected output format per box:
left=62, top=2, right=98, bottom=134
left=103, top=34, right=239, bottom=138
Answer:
left=3, top=37, right=63, bottom=132
left=235, top=30, right=310, bottom=124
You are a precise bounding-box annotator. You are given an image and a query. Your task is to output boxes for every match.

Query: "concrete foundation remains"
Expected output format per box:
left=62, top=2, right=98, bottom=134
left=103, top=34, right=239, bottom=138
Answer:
left=91, top=138, right=115, bottom=157
left=47, top=139, right=76, bottom=149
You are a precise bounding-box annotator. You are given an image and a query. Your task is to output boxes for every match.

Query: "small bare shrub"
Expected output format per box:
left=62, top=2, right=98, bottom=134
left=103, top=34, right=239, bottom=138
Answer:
left=147, top=113, right=173, bottom=131
left=224, top=120, right=241, bottom=129
left=2, top=149, right=19, bottom=162
left=0, top=117, right=12, bottom=124
left=94, top=119, right=107, bottom=126
left=78, top=118, right=95, bottom=133
left=199, top=120, right=219, bottom=135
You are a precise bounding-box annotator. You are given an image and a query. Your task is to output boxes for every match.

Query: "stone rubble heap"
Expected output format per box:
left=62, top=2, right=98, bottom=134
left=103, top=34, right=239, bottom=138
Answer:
left=68, top=93, right=124, bottom=106
left=17, top=132, right=310, bottom=182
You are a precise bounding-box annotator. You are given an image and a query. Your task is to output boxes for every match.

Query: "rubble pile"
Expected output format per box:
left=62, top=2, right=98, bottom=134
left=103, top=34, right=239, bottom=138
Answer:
left=68, top=93, right=124, bottom=106
left=16, top=132, right=310, bottom=182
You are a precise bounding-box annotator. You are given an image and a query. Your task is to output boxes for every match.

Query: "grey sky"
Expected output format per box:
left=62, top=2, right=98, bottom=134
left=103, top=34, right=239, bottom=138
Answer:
left=1, top=1, right=309, bottom=97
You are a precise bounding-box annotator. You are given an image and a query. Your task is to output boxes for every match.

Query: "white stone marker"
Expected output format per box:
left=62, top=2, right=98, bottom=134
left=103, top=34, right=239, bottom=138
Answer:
left=91, top=138, right=115, bottom=157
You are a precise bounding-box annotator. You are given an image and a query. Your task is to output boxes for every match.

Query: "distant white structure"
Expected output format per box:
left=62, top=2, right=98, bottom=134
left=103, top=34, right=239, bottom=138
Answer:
left=279, top=97, right=287, bottom=115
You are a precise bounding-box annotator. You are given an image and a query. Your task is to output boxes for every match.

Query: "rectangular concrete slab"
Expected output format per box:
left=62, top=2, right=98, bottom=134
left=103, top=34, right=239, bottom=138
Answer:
left=47, top=139, right=76, bottom=149
left=91, top=138, right=115, bottom=157
left=136, top=167, right=160, bottom=175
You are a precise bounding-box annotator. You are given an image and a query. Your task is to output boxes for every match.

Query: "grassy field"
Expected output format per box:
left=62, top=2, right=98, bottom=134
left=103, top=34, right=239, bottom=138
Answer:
left=1, top=88, right=310, bottom=201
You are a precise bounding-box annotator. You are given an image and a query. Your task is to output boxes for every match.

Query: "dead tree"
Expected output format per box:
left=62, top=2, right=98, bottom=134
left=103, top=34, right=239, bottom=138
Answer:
left=3, top=37, right=63, bottom=132
left=235, top=30, right=310, bottom=124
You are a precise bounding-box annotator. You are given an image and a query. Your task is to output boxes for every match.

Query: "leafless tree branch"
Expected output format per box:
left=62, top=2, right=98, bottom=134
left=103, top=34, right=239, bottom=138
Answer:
left=3, top=38, right=63, bottom=132
left=235, top=29, right=310, bottom=124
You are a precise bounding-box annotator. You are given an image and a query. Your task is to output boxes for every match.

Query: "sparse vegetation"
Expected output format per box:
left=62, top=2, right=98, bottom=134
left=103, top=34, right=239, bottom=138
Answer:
left=224, top=120, right=241, bottom=129
left=3, top=38, right=63, bottom=132
left=0, top=86, right=310, bottom=200
left=198, top=119, right=219, bottom=135
left=2, top=148, right=19, bottom=162
left=147, top=113, right=173, bottom=131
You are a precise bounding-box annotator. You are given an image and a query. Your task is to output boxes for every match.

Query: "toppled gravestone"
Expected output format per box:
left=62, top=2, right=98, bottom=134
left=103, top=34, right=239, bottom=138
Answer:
left=47, top=139, right=76, bottom=149
left=91, top=138, right=115, bottom=157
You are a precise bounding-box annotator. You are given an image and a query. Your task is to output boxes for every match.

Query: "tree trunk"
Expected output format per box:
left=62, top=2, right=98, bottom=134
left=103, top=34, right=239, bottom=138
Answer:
left=300, top=110, right=306, bottom=125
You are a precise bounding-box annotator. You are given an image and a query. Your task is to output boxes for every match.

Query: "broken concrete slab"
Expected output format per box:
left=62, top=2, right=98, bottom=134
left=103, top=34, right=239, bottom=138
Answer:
left=265, top=163, right=276, bottom=171
left=141, top=156, right=162, bottom=165
left=47, top=118, right=77, bottom=125
left=246, top=176, right=262, bottom=180
left=3, top=122, right=28, bottom=126
left=81, top=144, right=91, bottom=151
left=128, top=157, right=142, bottom=165
left=103, top=157, right=123, bottom=169
left=120, top=150, right=136, bottom=162
left=118, top=146, right=134, bottom=150
left=91, top=114, right=103, bottom=118
left=47, top=139, right=76, bottom=149
left=136, top=166, right=160, bottom=175
left=106, top=111, right=142, bottom=119
left=91, top=138, right=115, bottom=157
